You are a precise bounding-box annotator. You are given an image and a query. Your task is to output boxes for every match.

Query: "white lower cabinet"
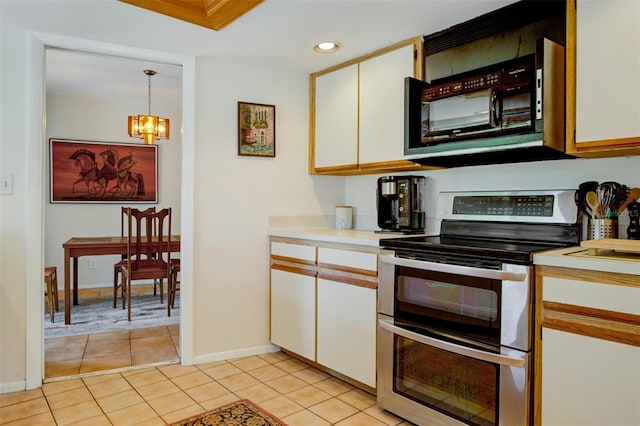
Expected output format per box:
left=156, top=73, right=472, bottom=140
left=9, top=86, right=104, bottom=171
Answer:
left=536, top=272, right=640, bottom=426
left=317, top=278, right=377, bottom=388
left=270, top=238, right=378, bottom=389
left=270, top=268, right=316, bottom=361
left=541, top=328, right=640, bottom=426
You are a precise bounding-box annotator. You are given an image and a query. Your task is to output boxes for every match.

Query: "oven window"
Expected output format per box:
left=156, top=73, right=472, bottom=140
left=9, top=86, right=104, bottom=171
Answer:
left=394, top=335, right=498, bottom=426
left=396, top=267, right=501, bottom=346
left=399, top=277, right=498, bottom=322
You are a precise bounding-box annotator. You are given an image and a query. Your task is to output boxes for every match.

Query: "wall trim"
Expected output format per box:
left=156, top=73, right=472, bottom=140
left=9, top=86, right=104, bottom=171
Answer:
left=192, top=344, right=281, bottom=365
left=0, top=381, right=28, bottom=395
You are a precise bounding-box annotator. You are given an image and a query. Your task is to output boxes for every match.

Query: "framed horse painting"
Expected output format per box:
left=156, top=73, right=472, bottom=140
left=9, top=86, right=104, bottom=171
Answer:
left=49, top=139, right=158, bottom=203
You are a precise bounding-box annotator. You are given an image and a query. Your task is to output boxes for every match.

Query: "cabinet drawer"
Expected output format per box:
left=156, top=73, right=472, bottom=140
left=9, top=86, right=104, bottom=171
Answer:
left=271, top=242, right=316, bottom=262
left=543, top=277, right=640, bottom=315
left=317, top=247, right=377, bottom=273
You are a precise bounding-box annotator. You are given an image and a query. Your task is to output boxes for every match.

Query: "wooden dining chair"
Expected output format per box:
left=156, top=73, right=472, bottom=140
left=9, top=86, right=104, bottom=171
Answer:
left=167, top=258, right=180, bottom=316
left=44, top=266, right=59, bottom=323
left=113, top=206, right=156, bottom=308
left=120, top=207, right=173, bottom=321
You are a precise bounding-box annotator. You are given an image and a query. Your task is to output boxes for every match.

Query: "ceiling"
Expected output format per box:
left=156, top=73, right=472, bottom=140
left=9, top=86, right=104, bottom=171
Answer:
left=3, top=0, right=519, bottom=103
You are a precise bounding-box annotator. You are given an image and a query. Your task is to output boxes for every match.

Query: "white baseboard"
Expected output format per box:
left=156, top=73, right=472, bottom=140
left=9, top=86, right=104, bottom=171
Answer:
left=0, top=380, right=28, bottom=394
left=191, top=344, right=280, bottom=365
left=2, top=344, right=282, bottom=394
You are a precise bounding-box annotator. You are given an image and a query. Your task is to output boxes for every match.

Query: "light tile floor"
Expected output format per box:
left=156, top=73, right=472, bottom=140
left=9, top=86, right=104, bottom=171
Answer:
left=1, top=352, right=414, bottom=425
left=45, top=284, right=179, bottom=379
left=3, top=285, right=417, bottom=425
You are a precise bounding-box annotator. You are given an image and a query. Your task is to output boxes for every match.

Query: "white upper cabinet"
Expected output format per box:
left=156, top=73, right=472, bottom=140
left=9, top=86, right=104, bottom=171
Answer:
left=314, top=64, right=359, bottom=169
left=568, top=0, right=640, bottom=155
left=359, top=45, right=415, bottom=165
left=576, top=0, right=640, bottom=142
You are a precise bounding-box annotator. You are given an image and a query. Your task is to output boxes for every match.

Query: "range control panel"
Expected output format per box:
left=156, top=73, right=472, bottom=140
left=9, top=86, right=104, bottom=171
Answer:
left=438, top=190, right=578, bottom=225
left=453, top=195, right=554, bottom=217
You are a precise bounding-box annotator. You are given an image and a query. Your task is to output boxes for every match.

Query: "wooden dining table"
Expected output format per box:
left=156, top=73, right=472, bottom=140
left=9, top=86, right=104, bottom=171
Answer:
left=62, top=235, right=181, bottom=324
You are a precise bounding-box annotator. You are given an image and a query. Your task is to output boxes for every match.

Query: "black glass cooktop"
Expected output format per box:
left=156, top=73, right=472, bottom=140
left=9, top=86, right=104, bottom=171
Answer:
left=380, top=220, right=580, bottom=265
left=380, top=235, right=568, bottom=264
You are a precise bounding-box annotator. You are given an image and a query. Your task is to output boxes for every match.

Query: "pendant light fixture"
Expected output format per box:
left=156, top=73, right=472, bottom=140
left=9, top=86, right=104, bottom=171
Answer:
left=128, top=69, right=170, bottom=145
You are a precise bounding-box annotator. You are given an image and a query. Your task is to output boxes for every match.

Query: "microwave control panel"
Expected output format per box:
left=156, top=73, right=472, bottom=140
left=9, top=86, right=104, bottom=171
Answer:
left=422, top=71, right=500, bottom=100
left=422, top=55, right=534, bottom=102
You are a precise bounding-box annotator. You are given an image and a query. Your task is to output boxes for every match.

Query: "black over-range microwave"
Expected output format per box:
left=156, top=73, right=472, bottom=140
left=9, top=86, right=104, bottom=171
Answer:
left=404, top=38, right=573, bottom=167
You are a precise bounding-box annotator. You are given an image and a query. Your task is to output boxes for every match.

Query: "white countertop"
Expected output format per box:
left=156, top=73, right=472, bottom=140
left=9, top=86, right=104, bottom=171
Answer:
left=267, top=228, right=430, bottom=247
left=534, top=245, right=640, bottom=276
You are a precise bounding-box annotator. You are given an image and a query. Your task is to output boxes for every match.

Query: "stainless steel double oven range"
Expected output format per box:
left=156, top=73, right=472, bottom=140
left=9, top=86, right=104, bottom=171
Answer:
left=377, top=190, right=579, bottom=426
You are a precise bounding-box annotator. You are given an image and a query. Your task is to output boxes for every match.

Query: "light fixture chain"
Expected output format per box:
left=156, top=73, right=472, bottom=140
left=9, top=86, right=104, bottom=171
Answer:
left=147, top=71, right=152, bottom=116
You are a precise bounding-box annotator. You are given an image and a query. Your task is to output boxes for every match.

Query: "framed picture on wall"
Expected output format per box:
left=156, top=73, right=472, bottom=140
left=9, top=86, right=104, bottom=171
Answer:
left=49, top=138, right=158, bottom=203
left=237, top=101, right=276, bottom=157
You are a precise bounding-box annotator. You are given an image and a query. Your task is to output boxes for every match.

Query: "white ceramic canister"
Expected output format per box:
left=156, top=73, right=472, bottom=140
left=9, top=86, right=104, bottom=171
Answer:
left=335, top=206, right=353, bottom=230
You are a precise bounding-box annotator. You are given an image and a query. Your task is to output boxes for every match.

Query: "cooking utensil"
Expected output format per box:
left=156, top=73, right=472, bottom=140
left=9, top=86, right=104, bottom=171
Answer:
left=595, top=181, right=626, bottom=218
left=618, top=187, right=640, bottom=213
left=598, top=181, right=626, bottom=218
left=586, top=191, right=601, bottom=219
left=575, top=181, right=599, bottom=217
left=596, top=184, right=611, bottom=218
left=609, top=184, right=628, bottom=216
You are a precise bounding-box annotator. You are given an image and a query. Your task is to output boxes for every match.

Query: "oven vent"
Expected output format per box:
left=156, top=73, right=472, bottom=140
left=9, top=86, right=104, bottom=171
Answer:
left=424, top=0, right=565, bottom=56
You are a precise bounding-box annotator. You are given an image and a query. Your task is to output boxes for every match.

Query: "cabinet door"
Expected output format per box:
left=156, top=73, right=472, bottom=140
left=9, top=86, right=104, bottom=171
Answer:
left=541, top=328, right=640, bottom=426
left=317, top=278, right=377, bottom=388
left=539, top=275, right=640, bottom=426
left=575, top=0, right=640, bottom=143
left=314, top=64, right=359, bottom=169
left=270, top=269, right=315, bottom=360
left=359, top=44, right=415, bottom=165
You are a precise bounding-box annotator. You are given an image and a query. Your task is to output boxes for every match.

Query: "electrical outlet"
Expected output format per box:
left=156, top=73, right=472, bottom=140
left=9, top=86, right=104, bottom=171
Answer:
left=89, top=258, right=97, bottom=269
left=0, top=173, right=13, bottom=195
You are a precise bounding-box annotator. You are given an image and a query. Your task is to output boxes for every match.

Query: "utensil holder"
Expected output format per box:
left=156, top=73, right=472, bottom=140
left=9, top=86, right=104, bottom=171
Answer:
left=588, top=219, right=618, bottom=240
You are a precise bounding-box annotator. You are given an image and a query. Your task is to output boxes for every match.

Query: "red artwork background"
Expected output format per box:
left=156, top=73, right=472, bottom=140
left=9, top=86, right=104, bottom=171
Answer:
left=50, top=139, right=157, bottom=203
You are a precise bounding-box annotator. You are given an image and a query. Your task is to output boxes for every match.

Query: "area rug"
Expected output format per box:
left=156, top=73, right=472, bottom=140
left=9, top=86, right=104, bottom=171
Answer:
left=168, top=399, right=287, bottom=426
left=44, top=292, right=179, bottom=338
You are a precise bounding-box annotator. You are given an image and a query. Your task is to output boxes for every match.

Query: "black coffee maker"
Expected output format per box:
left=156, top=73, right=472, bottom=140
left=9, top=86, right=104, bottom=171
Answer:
left=376, top=175, right=425, bottom=233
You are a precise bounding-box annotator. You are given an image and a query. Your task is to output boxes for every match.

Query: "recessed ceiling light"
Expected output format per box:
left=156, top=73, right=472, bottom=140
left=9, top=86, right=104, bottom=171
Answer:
left=314, top=42, right=340, bottom=53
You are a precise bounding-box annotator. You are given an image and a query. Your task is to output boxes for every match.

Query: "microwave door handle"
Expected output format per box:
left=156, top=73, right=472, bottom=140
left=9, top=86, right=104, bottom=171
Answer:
left=379, top=253, right=527, bottom=281
left=379, top=317, right=525, bottom=368
left=491, top=88, right=502, bottom=127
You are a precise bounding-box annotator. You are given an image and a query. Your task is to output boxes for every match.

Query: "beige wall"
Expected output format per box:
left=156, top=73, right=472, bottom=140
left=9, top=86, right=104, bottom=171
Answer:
left=0, top=25, right=32, bottom=390
left=190, top=57, right=344, bottom=357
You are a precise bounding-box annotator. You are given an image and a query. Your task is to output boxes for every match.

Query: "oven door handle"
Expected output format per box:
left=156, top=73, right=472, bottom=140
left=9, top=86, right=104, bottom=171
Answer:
left=379, top=253, right=527, bottom=281
left=379, top=317, right=525, bottom=368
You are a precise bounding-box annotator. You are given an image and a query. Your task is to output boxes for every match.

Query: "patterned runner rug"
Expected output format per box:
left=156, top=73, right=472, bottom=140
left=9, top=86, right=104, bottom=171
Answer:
left=44, top=292, right=179, bottom=338
left=168, top=399, right=287, bottom=426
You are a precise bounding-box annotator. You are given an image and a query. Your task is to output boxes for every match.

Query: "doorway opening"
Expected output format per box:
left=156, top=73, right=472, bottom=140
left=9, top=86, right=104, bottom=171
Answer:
left=41, top=46, right=187, bottom=380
